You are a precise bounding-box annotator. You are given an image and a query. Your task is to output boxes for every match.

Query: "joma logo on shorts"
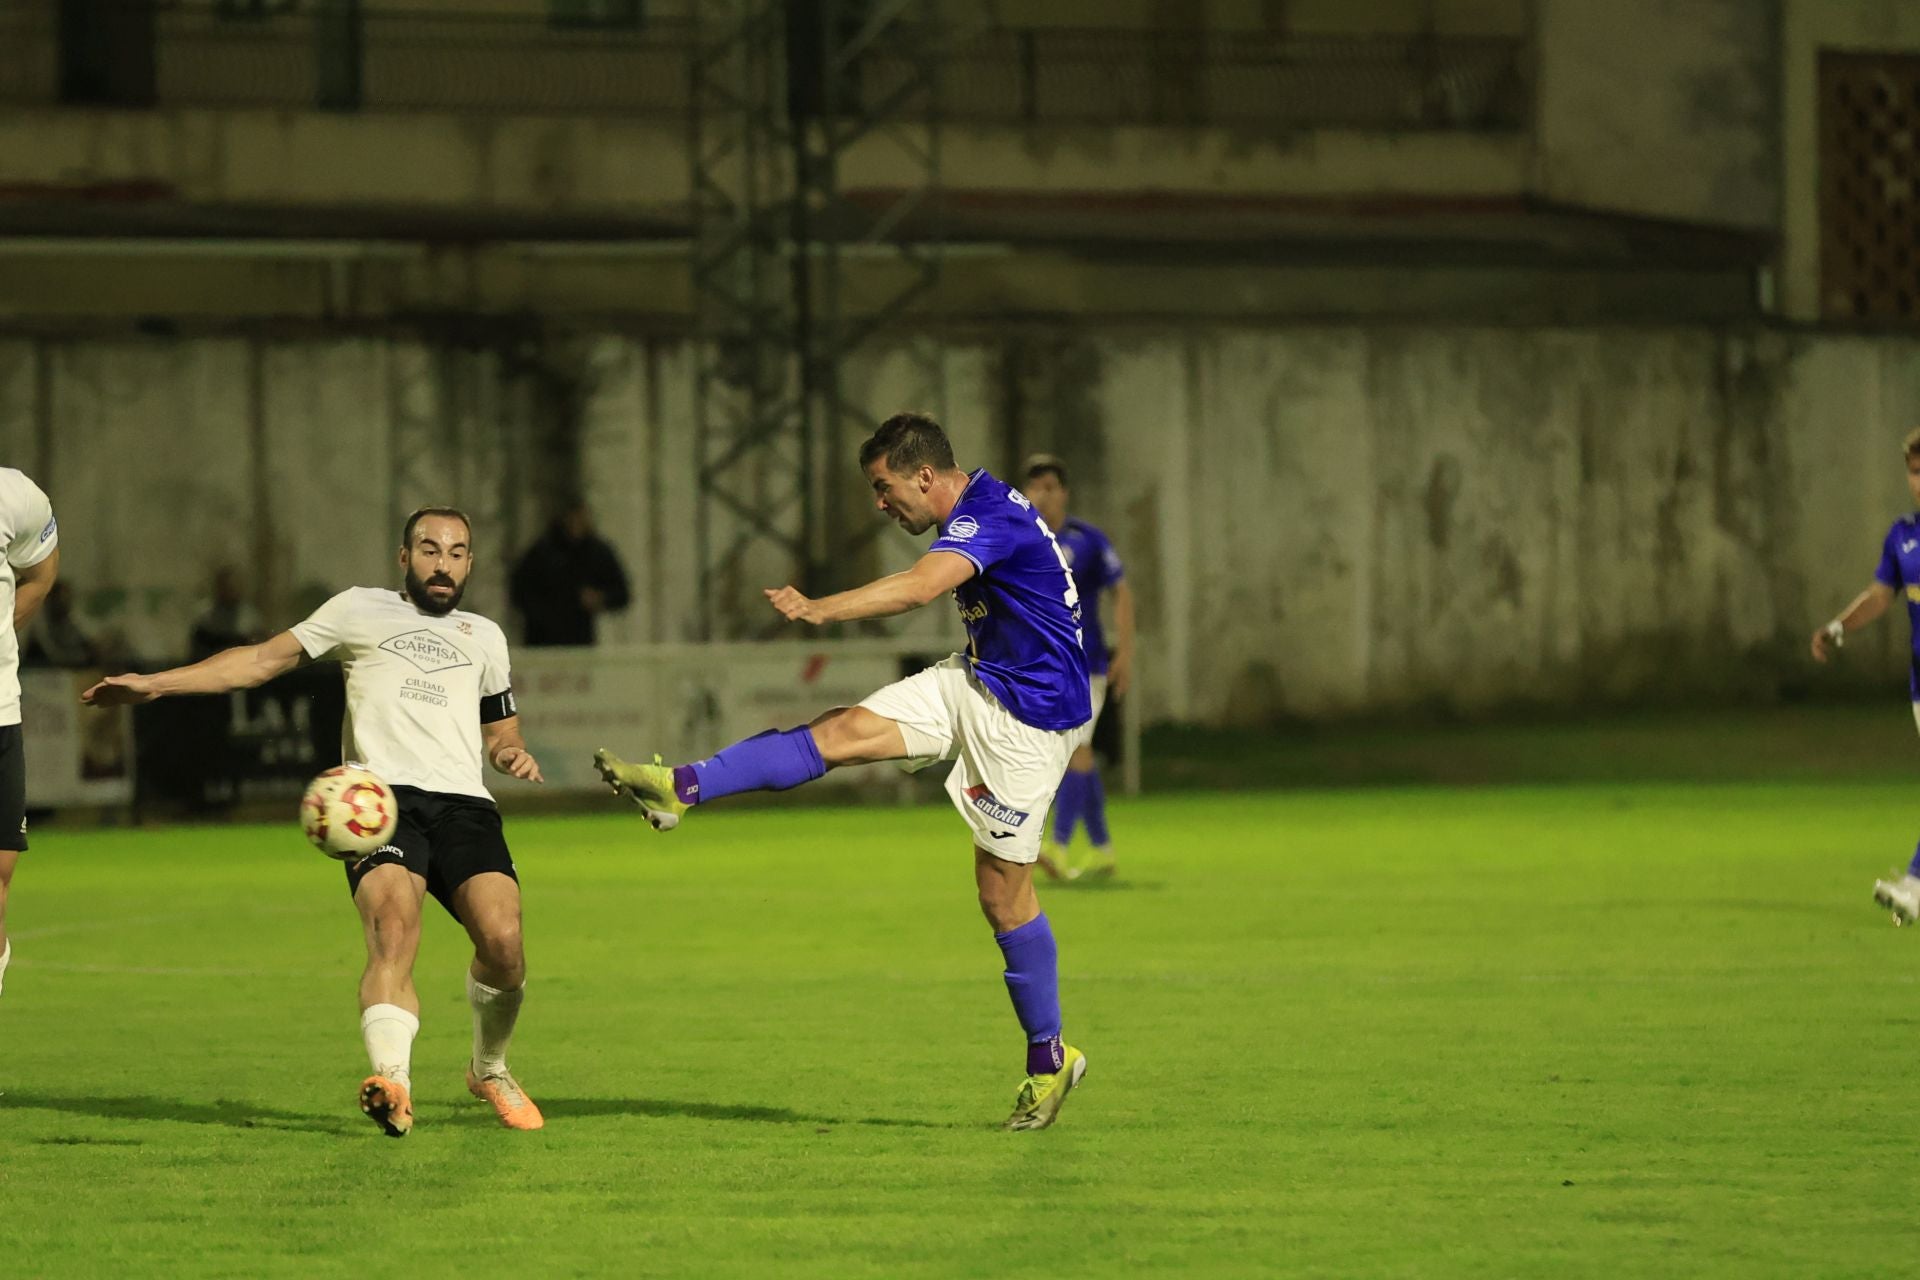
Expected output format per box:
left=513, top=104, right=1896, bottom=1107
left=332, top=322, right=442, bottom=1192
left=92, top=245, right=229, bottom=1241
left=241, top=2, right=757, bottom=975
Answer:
left=964, top=785, right=1028, bottom=827
left=379, top=630, right=472, bottom=674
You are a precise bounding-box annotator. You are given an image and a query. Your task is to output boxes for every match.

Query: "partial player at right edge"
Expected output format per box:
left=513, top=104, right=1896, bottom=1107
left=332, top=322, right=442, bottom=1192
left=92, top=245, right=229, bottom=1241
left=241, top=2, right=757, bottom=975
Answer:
left=1811, top=426, right=1920, bottom=925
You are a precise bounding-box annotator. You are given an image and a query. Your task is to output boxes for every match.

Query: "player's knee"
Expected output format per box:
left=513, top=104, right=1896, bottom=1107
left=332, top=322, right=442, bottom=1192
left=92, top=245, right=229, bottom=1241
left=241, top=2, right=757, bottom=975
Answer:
left=363, top=898, right=421, bottom=957
left=807, top=709, right=860, bottom=763
left=1068, top=745, right=1096, bottom=772
left=474, top=919, right=524, bottom=975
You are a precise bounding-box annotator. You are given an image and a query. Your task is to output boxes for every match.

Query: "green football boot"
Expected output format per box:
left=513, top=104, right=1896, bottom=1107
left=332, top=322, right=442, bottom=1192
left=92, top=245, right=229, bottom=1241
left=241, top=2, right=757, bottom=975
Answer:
left=592, top=749, right=689, bottom=831
left=1003, top=1043, right=1088, bottom=1131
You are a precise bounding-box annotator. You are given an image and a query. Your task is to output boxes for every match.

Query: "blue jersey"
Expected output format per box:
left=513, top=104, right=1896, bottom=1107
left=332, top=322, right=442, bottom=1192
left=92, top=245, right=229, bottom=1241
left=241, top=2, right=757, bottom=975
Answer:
left=1874, top=514, right=1920, bottom=699
left=927, top=470, right=1092, bottom=731
left=1054, top=517, right=1125, bottom=675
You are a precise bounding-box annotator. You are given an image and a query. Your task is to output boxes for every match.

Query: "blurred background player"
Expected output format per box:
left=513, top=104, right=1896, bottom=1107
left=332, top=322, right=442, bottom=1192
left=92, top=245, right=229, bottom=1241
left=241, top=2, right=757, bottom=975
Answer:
left=82, top=508, right=546, bottom=1137
left=0, top=468, right=61, bottom=1001
left=595, top=414, right=1093, bottom=1131
left=1812, top=426, right=1920, bottom=925
left=1022, top=454, right=1134, bottom=880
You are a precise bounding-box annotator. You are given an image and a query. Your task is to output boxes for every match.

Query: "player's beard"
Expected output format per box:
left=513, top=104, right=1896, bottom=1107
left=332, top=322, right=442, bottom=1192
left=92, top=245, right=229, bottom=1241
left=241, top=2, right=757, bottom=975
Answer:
left=403, top=567, right=466, bottom=616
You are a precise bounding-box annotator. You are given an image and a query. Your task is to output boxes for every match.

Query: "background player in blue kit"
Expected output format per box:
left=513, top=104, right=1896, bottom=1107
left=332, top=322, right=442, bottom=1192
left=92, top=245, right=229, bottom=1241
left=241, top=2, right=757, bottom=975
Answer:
left=1023, top=454, right=1135, bottom=881
left=1812, top=426, right=1920, bottom=925
left=594, top=413, right=1094, bottom=1130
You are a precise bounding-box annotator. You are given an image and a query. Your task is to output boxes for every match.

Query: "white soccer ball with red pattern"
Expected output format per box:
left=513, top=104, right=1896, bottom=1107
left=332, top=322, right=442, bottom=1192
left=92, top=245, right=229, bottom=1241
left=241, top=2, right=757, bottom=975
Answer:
left=300, top=766, right=397, bottom=860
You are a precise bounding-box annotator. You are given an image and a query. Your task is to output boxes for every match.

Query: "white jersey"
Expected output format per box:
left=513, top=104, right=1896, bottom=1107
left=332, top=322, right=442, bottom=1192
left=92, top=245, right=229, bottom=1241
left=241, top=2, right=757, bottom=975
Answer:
left=291, top=587, right=513, bottom=801
left=0, top=469, right=58, bottom=727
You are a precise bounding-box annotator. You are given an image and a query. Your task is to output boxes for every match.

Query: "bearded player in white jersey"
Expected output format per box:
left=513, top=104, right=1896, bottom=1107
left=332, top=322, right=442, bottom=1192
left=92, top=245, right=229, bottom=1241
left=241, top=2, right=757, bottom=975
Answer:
left=0, top=467, right=62, bottom=1003
left=83, top=508, right=545, bottom=1138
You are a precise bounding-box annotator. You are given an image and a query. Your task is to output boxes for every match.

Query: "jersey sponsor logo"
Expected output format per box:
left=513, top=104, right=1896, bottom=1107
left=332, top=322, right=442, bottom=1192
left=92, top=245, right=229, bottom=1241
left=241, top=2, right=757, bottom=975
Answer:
left=36, top=517, right=55, bottom=544
left=945, top=515, right=980, bottom=541
left=958, top=600, right=989, bottom=624
left=963, top=784, right=1029, bottom=828
left=401, top=677, right=449, bottom=708
left=379, top=629, right=473, bottom=674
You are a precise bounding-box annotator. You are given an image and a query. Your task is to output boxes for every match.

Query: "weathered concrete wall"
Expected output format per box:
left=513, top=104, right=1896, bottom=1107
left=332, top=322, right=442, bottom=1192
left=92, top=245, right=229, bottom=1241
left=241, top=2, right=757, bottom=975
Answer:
left=8, top=324, right=1917, bottom=725
left=1534, top=0, right=1779, bottom=231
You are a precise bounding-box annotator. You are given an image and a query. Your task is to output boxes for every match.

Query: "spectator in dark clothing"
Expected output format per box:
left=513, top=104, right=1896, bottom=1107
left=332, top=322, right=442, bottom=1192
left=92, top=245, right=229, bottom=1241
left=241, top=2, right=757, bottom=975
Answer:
left=189, top=565, right=264, bottom=662
left=22, top=580, right=99, bottom=668
left=510, top=500, right=632, bottom=646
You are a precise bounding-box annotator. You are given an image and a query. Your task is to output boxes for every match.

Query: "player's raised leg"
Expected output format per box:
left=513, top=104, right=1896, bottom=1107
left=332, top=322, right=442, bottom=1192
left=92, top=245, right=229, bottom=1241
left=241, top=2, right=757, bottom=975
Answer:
left=454, top=870, right=543, bottom=1130
left=354, top=862, right=426, bottom=1137
left=977, top=847, right=1086, bottom=1130
left=594, top=705, right=907, bottom=828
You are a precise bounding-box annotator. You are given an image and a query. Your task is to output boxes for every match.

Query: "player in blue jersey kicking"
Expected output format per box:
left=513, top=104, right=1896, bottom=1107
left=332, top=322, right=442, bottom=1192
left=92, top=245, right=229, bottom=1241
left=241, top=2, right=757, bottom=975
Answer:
left=594, top=414, right=1093, bottom=1129
left=1022, top=454, right=1134, bottom=881
left=1813, top=426, right=1920, bottom=925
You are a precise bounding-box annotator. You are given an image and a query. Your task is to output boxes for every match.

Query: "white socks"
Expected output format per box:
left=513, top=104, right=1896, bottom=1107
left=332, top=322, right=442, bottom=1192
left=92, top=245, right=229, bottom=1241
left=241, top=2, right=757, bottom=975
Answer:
left=360, top=1003, right=419, bottom=1087
left=0, top=939, right=10, bottom=997
left=467, top=972, right=525, bottom=1078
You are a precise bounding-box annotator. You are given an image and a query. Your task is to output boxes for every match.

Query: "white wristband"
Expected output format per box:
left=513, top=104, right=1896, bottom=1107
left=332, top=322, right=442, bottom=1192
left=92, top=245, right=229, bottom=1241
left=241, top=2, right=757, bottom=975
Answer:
left=1825, top=620, right=1846, bottom=648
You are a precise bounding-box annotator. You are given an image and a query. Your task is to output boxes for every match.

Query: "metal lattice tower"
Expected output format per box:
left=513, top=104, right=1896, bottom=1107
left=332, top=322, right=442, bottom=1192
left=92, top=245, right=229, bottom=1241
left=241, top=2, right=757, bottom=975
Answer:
left=688, top=0, right=945, bottom=638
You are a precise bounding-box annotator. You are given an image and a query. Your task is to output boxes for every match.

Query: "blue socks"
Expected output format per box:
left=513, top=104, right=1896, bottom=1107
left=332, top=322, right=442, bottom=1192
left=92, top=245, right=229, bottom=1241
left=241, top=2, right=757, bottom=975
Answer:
left=1052, top=767, right=1109, bottom=848
left=1051, top=771, right=1087, bottom=845
left=995, top=913, right=1064, bottom=1075
left=672, top=727, right=826, bottom=805
left=1083, top=769, right=1109, bottom=847
left=1908, top=841, right=1920, bottom=878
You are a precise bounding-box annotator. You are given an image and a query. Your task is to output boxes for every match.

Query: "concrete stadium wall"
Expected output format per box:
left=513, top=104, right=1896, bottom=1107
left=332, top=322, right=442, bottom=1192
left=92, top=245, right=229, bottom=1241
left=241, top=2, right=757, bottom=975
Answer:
left=6, top=324, right=1917, bottom=727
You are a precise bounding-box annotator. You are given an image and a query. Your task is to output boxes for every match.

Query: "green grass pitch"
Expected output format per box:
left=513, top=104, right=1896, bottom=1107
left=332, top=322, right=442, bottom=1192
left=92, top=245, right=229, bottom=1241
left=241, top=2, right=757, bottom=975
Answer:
left=4, top=777, right=1919, bottom=1277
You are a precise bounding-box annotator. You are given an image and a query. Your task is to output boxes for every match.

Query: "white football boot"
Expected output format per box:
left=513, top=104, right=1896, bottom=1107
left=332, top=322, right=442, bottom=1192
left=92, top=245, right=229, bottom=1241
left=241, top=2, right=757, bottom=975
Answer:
left=1872, top=875, right=1920, bottom=927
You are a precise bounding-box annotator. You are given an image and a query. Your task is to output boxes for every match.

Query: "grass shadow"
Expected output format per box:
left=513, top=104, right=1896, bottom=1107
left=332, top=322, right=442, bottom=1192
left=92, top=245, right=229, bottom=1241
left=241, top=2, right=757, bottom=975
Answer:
left=4, top=1093, right=356, bottom=1136
left=522, top=1096, right=950, bottom=1131
left=1040, top=877, right=1165, bottom=893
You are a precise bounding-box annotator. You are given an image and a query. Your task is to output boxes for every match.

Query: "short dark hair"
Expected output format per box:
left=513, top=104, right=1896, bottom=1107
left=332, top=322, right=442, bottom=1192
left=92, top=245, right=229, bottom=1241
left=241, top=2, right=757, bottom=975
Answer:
left=1905, top=426, right=1920, bottom=462
left=859, top=413, right=956, bottom=475
left=401, top=506, right=472, bottom=550
left=1023, top=453, right=1069, bottom=488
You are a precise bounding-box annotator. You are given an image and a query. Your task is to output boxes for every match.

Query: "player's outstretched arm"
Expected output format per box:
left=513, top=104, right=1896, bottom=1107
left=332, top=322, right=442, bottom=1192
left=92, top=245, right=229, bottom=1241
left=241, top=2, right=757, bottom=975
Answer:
left=765, top=551, right=975, bottom=626
left=80, top=630, right=308, bottom=706
left=482, top=716, right=544, bottom=784
left=1812, top=583, right=1893, bottom=663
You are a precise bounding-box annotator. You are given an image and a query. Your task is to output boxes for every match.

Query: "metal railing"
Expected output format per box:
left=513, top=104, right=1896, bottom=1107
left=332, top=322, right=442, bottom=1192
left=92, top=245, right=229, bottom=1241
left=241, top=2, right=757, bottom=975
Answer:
left=0, top=5, right=1527, bottom=131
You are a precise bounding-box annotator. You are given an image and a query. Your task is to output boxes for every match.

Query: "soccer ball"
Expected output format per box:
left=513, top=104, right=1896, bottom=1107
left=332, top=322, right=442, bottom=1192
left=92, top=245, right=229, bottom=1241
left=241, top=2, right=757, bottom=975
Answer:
left=300, top=766, right=397, bottom=861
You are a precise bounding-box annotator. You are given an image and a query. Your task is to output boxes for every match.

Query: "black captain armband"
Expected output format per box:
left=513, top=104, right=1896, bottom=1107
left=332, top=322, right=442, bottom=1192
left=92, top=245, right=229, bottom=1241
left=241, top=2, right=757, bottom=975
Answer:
left=479, top=690, right=517, bottom=723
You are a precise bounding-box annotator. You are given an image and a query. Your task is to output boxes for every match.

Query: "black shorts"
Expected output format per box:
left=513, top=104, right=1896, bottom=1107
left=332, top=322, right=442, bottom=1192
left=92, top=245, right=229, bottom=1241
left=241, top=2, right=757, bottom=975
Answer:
left=0, top=724, right=26, bottom=852
left=345, top=785, right=515, bottom=922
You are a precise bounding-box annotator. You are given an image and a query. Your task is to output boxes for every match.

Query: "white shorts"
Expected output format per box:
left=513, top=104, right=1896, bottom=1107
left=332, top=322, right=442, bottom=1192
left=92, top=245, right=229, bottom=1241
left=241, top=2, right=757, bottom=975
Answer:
left=1069, top=674, right=1109, bottom=752
left=860, top=654, right=1078, bottom=865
